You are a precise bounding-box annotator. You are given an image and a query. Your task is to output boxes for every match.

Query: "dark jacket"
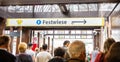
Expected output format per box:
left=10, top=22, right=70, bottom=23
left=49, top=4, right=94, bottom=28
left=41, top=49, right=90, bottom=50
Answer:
left=66, top=58, right=85, bottom=62
left=48, top=57, right=65, bottom=62
left=16, top=53, right=33, bottom=62
left=0, top=49, right=16, bottom=62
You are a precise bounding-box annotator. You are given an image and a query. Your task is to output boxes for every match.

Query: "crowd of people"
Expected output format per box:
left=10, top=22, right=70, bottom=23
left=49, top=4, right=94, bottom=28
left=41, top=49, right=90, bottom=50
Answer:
left=0, top=35, right=120, bottom=62
left=0, top=35, right=83, bottom=62
left=0, top=17, right=120, bottom=62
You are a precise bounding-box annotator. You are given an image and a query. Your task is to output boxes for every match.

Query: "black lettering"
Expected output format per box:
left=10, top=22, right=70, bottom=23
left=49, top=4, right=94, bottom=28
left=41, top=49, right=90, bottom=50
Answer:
left=43, top=20, right=67, bottom=24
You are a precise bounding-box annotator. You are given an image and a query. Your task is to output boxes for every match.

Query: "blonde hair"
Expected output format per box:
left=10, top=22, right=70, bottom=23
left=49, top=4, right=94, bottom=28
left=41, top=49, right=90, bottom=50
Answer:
left=68, top=40, right=86, bottom=58
left=18, top=42, right=27, bottom=53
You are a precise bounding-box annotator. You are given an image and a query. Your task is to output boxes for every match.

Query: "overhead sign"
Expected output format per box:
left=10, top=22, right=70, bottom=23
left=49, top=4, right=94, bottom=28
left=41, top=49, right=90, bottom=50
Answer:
left=7, top=18, right=104, bottom=26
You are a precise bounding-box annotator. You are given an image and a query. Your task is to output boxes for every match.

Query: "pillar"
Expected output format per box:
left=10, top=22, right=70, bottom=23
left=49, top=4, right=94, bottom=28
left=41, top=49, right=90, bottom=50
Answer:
left=10, top=27, right=13, bottom=53
left=100, top=27, right=104, bottom=51
left=16, top=27, right=22, bottom=54
left=94, top=34, right=97, bottom=49
left=108, top=17, right=112, bottom=37
left=29, top=30, right=32, bottom=43
left=48, top=37, right=50, bottom=50
left=37, top=32, right=40, bottom=47
left=22, top=28, right=30, bottom=44
left=43, top=35, right=45, bottom=45
left=0, top=18, right=6, bottom=35
left=93, top=30, right=100, bottom=50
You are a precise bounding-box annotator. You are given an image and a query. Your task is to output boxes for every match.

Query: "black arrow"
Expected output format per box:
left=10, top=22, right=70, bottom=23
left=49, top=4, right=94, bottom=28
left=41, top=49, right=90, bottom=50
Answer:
left=71, top=19, right=86, bottom=24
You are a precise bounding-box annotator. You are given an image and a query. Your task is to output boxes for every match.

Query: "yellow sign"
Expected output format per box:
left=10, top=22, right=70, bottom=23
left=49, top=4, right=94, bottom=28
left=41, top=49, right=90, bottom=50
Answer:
left=17, top=19, right=23, bottom=25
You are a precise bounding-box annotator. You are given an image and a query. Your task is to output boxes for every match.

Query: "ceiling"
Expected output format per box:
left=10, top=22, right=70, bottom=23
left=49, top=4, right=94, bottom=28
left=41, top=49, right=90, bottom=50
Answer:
left=0, top=3, right=119, bottom=18
left=0, top=0, right=119, bottom=5
left=0, top=0, right=119, bottom=18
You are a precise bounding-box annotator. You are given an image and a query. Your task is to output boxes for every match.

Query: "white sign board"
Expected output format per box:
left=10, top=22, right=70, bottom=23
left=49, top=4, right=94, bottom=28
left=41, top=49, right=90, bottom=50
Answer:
left=7, top=18, right=104, bottom=26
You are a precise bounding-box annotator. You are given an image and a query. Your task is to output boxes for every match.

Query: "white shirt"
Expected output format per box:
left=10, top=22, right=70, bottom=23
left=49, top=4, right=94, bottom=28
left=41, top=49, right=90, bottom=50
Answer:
left=36, top=51, right=52, bottom=62
left=26, top=49, right=35, bottom=57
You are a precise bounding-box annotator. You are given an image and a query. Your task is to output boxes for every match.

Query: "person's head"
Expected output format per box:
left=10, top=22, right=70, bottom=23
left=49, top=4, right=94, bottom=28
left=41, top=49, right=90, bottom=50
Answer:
left=105, top=42, right=120, bottom=62
left=0, top=17, right=6, bottom=26
left=0, top=35, right=10, bottom=49
left=18, top=42, right=27, bottom=53
left=35, top=47, right=39, bottom=52
left=103, top=38, right=115, bottom=53
left=42, top=44, right=48, bottom=51
left=63, top=40, right=70, bottom=47
left=27, top=43, right=33, bottom=49
left=68, top=40, right=86, bottom=60
left=54, top=47, right=65, bottom=57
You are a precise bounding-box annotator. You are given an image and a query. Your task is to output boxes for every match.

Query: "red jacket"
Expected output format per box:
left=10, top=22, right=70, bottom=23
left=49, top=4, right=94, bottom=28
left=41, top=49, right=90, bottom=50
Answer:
left=95, top=52, right=105, bottom=62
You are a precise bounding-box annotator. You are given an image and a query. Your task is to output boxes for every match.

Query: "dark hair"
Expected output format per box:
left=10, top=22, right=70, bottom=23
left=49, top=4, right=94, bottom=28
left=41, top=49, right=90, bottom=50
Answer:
left=28, top=43, right=33, bottom=47
left=105, top=42, right=120, bottom=62
left=48, top=58, right=64, bottom=62
left=0, top=17, right=5, bottom=25
left=42, top=44, right=47, bottom=50
left=54, top=47, right=65, bottom=57
left=104, top=38, right=116, bottom=53
left=0, top=35, right=10, bottom=46
left=63, top=40, right=70, bottom=46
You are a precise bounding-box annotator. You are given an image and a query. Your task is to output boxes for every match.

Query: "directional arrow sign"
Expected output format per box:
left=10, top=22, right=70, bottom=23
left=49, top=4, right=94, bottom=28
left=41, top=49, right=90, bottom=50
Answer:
left=71, top=19, right=86, bottom=24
